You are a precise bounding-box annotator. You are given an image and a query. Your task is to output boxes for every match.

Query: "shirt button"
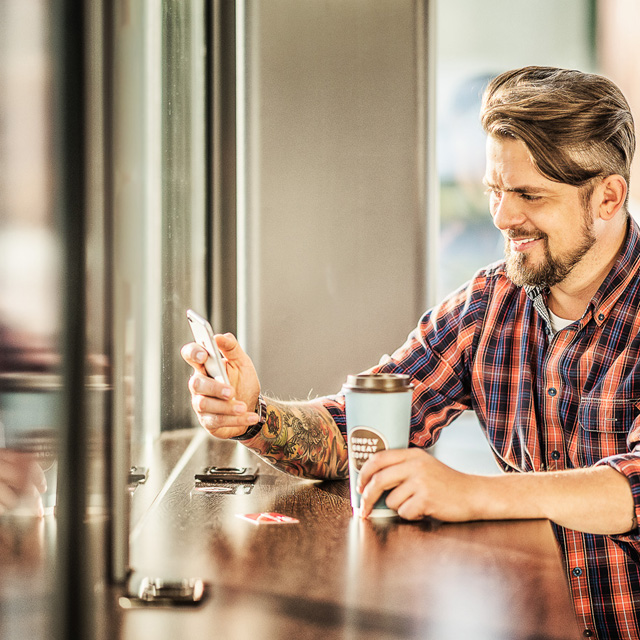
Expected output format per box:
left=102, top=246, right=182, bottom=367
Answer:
left=597, top=313, right=605, bottom=321
left=583, top=630, right=594, bottom=638
left=572, top=567, right=583, bottom=577
left=548, top=387, right=557, bottom=397
left=551, top=450, right=561, bottom=460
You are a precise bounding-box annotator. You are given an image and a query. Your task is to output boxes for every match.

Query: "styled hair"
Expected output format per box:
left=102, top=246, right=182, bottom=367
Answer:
left=481, top=66, right=635, bottom=208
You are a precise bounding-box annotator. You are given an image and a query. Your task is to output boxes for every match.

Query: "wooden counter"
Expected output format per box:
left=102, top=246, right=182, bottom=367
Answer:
left=0, top=430, right=580, bottom=639
left=123, top=431, right=579, bottom=640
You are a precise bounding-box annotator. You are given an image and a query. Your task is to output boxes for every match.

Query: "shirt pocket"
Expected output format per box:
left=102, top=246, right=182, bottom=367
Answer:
left=577, top=396, right=637, bottom=464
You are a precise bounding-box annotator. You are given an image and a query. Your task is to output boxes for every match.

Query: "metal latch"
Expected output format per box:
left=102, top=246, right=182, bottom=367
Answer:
left=128, top=466, right=149, bottom=486
left=194, top=466, right=257, bottom=483
left=120, top=577, right=208, bottom=608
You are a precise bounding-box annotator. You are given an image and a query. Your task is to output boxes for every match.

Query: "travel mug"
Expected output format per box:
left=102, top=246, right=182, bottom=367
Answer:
left=343, top=373, right=413, bottom=517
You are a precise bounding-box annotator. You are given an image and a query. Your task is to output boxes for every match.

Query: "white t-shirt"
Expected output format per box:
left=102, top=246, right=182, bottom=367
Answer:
left=548, top=308, right=575, bottom=333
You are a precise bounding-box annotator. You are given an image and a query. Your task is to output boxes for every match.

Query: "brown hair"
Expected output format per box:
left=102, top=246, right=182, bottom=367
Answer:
left=481, top=66, right=635, bottom=208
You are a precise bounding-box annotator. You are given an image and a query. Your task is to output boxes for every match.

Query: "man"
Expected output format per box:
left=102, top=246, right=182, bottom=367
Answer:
left=182, top=67, right=639, bottom=638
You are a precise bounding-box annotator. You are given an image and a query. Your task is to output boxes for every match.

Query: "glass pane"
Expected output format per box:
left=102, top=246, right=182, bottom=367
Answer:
left=112, top=0, right=163, bottom=471
left=436, top=0, right=595, bottom=299
left=0, top=0, right=59, bottom=636
left=108, top=0, right=208, bottom=576
left=598, top=0, right=640, bottom=216
left=0, top=0, right=60, bottom=506
left=161, top=0, right=207, bottom=430
left=433, top=0, right=595, bottom=466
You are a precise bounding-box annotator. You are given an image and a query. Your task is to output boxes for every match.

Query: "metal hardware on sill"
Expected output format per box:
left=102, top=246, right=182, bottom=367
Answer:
left=128, top=466, right=149, bottom=485
left=194, top=465, right=258, bottom=484
left=119, top=577, right=208, bottom=608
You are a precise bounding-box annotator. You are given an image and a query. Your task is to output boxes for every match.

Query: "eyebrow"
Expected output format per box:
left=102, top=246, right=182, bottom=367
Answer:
left=482, top=179, right=548, bottom=194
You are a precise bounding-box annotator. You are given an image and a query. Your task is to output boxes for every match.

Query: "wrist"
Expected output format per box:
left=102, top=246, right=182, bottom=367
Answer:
left=230, top=395, right=267, bottom=441
left=466, top=473, right=540, bottom=522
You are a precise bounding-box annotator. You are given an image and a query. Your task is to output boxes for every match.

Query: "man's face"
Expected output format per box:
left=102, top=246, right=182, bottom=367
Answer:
left=484, top=135, right=596, bottom=288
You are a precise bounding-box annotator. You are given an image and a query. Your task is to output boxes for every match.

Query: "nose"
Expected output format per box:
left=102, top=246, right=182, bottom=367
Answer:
left=491, top=192, right=526, bottom=231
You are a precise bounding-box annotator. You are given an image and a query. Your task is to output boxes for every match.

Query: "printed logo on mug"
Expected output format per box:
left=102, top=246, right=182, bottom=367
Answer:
left=348, top=427, right=388, bottom=471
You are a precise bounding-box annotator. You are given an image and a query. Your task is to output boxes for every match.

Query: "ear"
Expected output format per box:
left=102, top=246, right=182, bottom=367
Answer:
left=596, top=174, right=627, bottom=220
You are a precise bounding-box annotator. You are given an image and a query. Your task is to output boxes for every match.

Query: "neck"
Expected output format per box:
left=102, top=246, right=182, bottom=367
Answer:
left=548, top=218, right=628, bottom=320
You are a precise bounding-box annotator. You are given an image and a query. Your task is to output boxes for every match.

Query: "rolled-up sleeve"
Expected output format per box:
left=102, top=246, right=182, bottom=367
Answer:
left=596, top=446, right=640, bottom=541
left=595, top=409, right=640, bottom=540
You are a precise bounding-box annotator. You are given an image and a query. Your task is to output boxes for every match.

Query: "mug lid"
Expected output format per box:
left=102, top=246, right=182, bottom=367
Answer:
left=343, top=373, right=413, bottom=392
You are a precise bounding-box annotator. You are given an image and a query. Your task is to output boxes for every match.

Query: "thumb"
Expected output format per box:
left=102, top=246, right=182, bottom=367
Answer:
left=214, top=333, right=250, bottom=365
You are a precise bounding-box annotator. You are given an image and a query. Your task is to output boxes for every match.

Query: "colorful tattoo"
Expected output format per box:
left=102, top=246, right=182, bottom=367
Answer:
left=245, top=399, right=349, bottom=480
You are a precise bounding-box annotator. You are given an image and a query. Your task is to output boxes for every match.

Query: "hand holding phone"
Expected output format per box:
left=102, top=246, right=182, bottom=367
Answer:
left=182, top=316, right=262, bottom=440
left=186, top=309, right=230, bottom=385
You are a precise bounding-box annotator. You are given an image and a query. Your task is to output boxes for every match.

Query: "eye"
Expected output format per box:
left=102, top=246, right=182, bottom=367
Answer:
left=519, top=193, right=541, bottom=202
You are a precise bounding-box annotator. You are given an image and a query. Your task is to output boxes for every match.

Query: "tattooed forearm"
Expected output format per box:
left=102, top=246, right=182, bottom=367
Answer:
left=243, top=398, right=349, bottom=480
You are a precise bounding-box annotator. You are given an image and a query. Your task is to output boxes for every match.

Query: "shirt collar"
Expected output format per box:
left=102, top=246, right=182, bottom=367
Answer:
left=589, top=216, right=640, bottom=326
left=525, top=285, right=554, bottom=337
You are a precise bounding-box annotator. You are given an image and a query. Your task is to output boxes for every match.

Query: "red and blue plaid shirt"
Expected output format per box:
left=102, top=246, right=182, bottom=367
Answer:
left=324, top=218, right=640, bottom=639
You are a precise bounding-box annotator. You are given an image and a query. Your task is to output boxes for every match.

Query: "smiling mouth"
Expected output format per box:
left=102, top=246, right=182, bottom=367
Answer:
left=508, top=235, right=544, bottom=251
left=512, top=237, right=537, bottom=247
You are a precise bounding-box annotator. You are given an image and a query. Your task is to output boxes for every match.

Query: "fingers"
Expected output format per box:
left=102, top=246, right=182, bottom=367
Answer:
left=191, top=391, right=258, bottom=426
left=0, top=486, right=19, bottom=514
left=0, top=481, right=44, bottom=517
left=357, top=448, right=417, bottom=493
left=0, top=450, right=29, bottom=489
left=181, top=342, right=209, bottom=373
left=0, top=450, right=47, bottom=514
left=189, top=371, right=234, bottom=400
left=183, top=332, right=262, bottom=440
left=357, top=448, right=429, bottom=519
left=29, top=460, right=47, bottom=494
left=188, top=371, right=259, bottom=439
left=385, top=483, right=425, bottom=521
left=358, top=456, right=410, bottom=519
left=181, top=333, right=248, bottom=370
left=196, top=409, right=260, bottom=436
left=357, top=449, right=476, bottom=522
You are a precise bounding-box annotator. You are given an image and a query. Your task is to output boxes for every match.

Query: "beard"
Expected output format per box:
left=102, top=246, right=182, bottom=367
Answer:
left=504, top=214, right=596, bottom=288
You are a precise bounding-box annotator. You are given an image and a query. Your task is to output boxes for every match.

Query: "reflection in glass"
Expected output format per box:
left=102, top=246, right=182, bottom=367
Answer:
left=0, top=0, right=60, bottom=519
left=432, top=0, right=596, bottom=466
left=0, top=1, right=58, bottom=639
left=436, top=0, right=595, bottom=299
left=161, top=0, right=207, bottom=430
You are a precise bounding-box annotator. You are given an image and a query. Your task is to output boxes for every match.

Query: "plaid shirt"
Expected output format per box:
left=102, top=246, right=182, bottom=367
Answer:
left=323, top=218, right=640, bottom=639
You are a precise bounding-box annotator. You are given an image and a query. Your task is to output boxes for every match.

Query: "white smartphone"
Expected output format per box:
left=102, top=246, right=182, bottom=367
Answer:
left=186, top=309, right=230, bottom=385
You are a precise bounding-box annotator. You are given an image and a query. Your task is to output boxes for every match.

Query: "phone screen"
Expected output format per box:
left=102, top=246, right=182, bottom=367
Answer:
left=186, top=309, right=230, bottom=384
